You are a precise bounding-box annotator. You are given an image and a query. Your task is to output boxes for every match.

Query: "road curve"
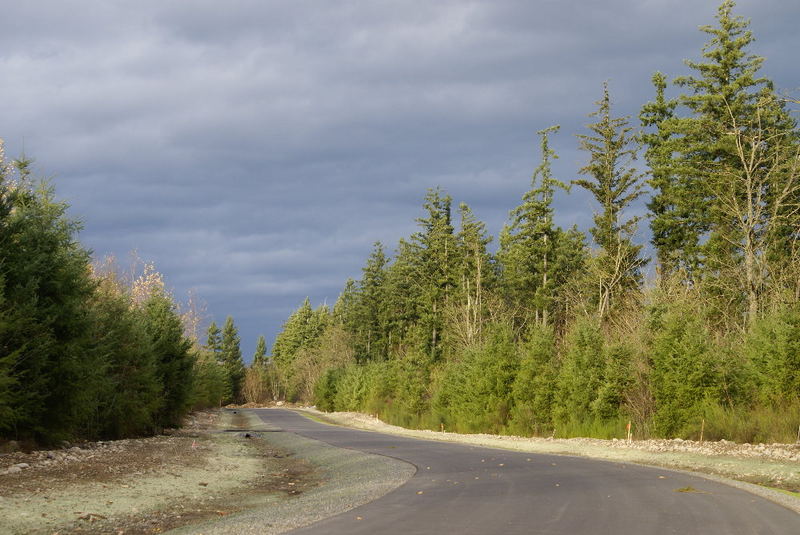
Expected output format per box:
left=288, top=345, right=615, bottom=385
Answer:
left=251, top=409, right=799, bottom=535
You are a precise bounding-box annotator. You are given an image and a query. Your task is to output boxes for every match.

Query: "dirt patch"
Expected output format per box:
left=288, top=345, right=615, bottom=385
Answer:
left=0, top=410, right=321, bottom=535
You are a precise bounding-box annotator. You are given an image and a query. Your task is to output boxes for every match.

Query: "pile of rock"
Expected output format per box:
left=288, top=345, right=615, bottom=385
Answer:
left=584, top=436, right=800, bottom=462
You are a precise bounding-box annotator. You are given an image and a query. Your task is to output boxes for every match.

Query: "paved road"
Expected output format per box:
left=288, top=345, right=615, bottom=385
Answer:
left=252, top=409, right=799, bottom=534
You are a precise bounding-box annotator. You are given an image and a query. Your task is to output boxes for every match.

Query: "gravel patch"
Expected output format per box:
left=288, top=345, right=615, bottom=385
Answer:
left=171, top=411, right=416, bottom=534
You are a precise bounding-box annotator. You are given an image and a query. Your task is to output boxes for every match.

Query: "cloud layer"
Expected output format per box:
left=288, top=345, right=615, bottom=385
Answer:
left=2, top=0, right=797, bottom=358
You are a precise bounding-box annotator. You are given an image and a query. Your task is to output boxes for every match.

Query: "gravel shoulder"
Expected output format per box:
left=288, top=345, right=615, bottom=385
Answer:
left=297, top=408, right=800, bottom=514
left=0, top=410, right=415, bottom=535
left=0, top=411, right=286, bottom=534
left=175, top=411, right=415, bottom=535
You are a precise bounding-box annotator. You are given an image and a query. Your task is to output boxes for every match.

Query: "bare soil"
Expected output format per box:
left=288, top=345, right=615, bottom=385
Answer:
left=0, top=411, right=321, bottom=535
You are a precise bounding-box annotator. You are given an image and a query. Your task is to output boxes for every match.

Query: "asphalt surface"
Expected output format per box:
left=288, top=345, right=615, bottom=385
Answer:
left=252, top=409, right=800, bottom=534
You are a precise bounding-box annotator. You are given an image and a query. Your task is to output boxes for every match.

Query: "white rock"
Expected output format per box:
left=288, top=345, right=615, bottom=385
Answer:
left=14, top=463, right=30, bottom=469
left=5, top=466, right=22, bottom=474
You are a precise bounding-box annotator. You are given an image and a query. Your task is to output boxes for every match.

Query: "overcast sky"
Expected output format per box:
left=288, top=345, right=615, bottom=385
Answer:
left=2, top=1, right=797, bottom=360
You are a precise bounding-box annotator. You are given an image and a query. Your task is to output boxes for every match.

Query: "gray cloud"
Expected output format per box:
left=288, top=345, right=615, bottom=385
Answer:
left=1, top=0, right=797, bottom=358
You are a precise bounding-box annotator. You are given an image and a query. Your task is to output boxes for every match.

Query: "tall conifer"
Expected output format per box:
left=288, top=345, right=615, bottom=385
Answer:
left=221, top=316, right=245, bottom=403
left=574, top=83, right=645, bottom=318
left=253, top=335, right=268, bottom=367
left=498, top=126, right=584, bottom=328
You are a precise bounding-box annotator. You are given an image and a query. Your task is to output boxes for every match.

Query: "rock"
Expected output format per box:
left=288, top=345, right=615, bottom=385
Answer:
left=14, top=463, right=30, bottom=470
left=5, top=466, right=22, bottom=474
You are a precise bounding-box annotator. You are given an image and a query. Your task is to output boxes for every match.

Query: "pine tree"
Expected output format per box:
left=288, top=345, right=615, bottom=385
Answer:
left=221, top=316, right=245, bottom=403
left=574, top=83, right=646, bottom=318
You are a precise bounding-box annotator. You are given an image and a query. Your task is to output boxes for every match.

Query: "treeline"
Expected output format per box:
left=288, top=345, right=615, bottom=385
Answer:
left=251, top=1, right=800, bottom=443
left=0, top=148, right=245, bottom=445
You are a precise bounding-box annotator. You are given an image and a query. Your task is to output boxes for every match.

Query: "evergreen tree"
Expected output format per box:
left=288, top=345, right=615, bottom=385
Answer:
left=643, top=0, right=796, bottom=315
left=221, top=316, right=245, bottom=403
left=640, top=72, right=696, bottom=275
left=0, top=162, right=99, bottom=442
left=510, top=323, right=558, bottom=435
left=554, top=317, right=605, bottom=426
left=271, top=298, right=331, bottom=400
left=407, top=188, right=459, bottom=357
left=333, top=278, right=358, bottom=327
left=574, top=83, right=646, bottom=318
left=433, top=324, right=518, bottom=433
left=205, top=321, right=222, bottom=357
left=355, top=242, right=390, bottom=361
left=591, top=342, right=634, bottom=420
left=498, top=126, right=585, bottom=329
left=649, top=305, right=721, bottom=437
left=450, top=202, right=494, bottom=347
left=744, top=307, right=800, bottom=406
left=143, top=289, right=194, bottom=430
left=253, top=335, right=268, bottom=367
left=87, top=273, right=160, bottom=438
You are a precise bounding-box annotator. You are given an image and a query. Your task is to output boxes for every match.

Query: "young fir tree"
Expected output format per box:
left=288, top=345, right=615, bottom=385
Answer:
left=509, top=323, right=558, bottom=435
left=271, top=299, right=331, bottom=399
left=381, top=238, right=423, bottom=348
left=574, top=83, right=646, bottom=319
left=498, top=126, right=585, bottom=329
left=639, top=72, right=693, bottom=275
left=333, top=278, right=358, bottom=327
left=252, top=335, right=268, bottom=367
left=0, top=159, right=99, bottom=443
left=205, top=321, right=222, bottom=357
left=409, top=188, right=459, bottom=358
left=355, top=242, right=390, bottom=361
left=221, top=316, right=245, bottom=403
left=143, top=289, right=194, bottom=430
left=88, top=272, right=160, bottom=439
left=553, top=317, right=606, bottom=428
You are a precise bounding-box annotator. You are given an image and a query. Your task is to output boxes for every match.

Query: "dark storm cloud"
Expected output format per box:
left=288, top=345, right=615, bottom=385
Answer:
left=1, top=0, right=797, bottom=358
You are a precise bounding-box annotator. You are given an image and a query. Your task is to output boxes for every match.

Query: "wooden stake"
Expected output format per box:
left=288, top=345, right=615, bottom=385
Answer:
left=700, top=418, right=705, bottom=444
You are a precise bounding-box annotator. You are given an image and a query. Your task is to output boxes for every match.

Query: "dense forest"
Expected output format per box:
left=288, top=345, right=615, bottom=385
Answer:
left=252, top=1, right=800, bottom=443
left=0, top=149, right=246, bottom=445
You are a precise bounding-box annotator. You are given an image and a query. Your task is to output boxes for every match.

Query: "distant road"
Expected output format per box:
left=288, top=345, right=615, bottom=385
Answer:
left=252, top=409, right=799, bottom=534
